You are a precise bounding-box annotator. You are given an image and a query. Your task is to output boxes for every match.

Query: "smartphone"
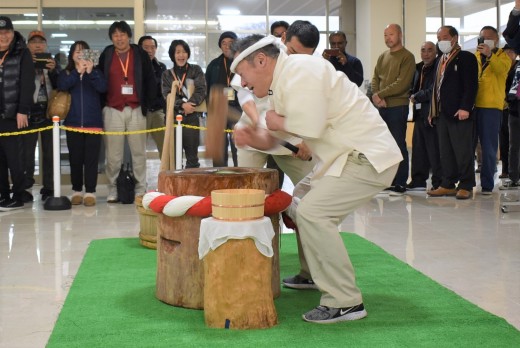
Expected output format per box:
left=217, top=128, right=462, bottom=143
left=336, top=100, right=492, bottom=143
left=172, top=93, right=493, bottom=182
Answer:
left=477, top=37, right=484, bottom=45
left=324, top=48, right=340, bottom=57
left=34, top=52, right=52, bottom=69
left=79, top=49, right=101, bottom=65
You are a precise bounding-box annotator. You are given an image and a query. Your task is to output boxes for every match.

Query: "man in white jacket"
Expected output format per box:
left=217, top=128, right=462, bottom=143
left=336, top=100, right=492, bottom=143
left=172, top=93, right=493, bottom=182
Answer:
left=231, top=35, right=402, bottom=324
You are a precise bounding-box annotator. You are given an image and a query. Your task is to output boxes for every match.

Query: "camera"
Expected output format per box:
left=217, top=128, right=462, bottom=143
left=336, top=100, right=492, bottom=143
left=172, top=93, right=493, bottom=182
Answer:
left=477, top=37, right=484, bottom=45
left=324, top=48, right=340, bottom=57
left=79, top=49, right=101, bottom=65
left=34, top=52, right=52, bottom=69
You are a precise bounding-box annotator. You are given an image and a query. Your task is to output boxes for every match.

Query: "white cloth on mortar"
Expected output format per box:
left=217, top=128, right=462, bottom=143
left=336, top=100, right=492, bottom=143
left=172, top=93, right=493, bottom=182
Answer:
left=198, top=216, right=275, bottom=259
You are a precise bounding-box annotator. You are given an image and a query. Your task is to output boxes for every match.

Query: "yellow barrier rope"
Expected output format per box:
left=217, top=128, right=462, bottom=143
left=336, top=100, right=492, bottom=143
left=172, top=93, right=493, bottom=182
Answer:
left=0, top=125, right=54, bottom=137
left=0, top=123, right=234, bottom=137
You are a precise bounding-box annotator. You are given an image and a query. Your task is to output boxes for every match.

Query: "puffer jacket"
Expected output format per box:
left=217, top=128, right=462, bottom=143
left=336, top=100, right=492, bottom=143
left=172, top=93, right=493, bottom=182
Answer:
left=57, top=68, right=107, bottom=128
left=0, top=31, right=35, bottom=119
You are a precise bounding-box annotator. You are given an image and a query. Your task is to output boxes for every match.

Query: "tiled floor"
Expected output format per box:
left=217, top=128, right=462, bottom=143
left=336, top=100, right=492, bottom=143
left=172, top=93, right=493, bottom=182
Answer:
left=1, top=158, right=519, bottom=347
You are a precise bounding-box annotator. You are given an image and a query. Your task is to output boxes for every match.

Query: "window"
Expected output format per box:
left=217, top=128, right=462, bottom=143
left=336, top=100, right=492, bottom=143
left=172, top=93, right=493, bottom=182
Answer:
left=427, top=0, right=515, bottom=50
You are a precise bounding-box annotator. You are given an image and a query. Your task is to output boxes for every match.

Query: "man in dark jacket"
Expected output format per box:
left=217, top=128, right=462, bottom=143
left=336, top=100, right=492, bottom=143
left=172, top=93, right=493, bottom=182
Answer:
left=0, top=16, right=35, bottom=211
left=98, top=21, right=156, bottom=202
left=503, top=0, right=520, bottom=54
left=25, top=30, right=59, bottom=202
left=138, top=35, right=166, bottom=158
left=322, top=31, right=364, bottom=87
left=205, top=31, right=240, bottom=167
left=408, top=41, right=442, bottom=191
left=427, top=26, right=478, bottom=200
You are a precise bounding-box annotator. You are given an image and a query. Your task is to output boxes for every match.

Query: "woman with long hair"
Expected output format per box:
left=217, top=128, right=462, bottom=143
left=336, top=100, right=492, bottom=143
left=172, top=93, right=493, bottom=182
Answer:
left=57, top=41, right=107, bottom=206
left=161, top=40, right=206, bottom=168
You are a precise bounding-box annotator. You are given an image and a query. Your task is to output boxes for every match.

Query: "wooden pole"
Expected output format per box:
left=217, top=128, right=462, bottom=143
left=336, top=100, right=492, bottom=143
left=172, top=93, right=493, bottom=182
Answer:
left=160, top=93, right=176, bottom=171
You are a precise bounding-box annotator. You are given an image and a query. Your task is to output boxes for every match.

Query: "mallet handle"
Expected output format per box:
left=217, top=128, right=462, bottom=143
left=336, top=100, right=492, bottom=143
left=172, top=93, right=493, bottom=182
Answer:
left=280, top=141, right=312, bottom=161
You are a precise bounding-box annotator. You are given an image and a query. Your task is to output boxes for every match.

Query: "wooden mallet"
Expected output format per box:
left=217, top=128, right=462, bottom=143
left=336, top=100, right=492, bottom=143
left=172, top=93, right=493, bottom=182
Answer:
left=205, top=85, right=229, bottom=162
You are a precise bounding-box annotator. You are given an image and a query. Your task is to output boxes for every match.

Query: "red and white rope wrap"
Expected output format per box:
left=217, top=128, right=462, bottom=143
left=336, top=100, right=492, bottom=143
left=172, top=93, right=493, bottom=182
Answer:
left=142, top=189, right=292, bottom=218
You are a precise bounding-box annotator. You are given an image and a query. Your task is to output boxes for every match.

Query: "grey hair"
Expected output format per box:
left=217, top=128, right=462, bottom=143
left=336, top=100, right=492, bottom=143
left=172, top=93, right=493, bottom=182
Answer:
left=230, top=34, right=280, bottom=63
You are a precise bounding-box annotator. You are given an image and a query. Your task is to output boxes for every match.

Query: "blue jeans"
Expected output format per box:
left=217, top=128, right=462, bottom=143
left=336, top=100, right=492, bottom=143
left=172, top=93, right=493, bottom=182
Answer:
left=475, top=108, right=501, bottom=191
left=379, top=105, right=409, bottom=187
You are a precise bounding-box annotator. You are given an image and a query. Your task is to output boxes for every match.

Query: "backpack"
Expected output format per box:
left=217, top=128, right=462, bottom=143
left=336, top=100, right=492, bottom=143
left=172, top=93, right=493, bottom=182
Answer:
left=116, top=163, right=136, bottom=204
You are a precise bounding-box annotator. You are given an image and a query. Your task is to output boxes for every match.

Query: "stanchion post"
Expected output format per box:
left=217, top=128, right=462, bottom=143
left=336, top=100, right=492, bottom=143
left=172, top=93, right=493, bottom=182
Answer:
left=44, top=116, right=71, bottom=211
left=175, top=114, right=183, bottom=170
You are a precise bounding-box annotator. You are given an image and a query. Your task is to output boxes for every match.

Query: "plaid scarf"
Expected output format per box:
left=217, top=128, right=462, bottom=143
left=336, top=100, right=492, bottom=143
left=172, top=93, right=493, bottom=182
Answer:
left=429, top=43, right=461, bottom=119
left=508, top=61, right=520, bottom=98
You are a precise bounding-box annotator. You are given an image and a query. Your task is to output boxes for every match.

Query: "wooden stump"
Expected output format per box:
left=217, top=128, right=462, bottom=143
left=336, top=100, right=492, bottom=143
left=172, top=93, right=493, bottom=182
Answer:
left=135, top=195, right=159, bottom=250
left=156, top=167, right=280, bottom=309
left=204, top=239, right=277, bottom=329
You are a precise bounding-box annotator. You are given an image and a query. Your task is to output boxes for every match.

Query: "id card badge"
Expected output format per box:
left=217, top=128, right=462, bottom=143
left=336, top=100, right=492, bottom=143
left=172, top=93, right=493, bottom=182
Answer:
left=416, top=103, right=422, bottom=110
left=224, top=87, right=235, bottom=101
left=121, top=84, right=134, bottom=95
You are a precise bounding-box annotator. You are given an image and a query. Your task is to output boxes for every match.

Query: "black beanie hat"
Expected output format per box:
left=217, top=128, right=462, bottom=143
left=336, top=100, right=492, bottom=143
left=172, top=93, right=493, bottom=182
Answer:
left=218, top=31, right=237, bottom=48
left=0, top=16, right=14, bottom=31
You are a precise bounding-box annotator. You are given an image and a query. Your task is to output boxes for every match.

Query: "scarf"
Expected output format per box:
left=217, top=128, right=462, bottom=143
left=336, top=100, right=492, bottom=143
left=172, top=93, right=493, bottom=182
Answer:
left=508, top=61, right=520, bottom=98
left=429, top=43, right=461, bottom=119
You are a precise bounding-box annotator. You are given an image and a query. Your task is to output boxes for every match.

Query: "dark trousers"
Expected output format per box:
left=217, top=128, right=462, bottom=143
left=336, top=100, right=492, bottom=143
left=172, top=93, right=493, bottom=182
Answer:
left=499, top=109, right=510, bottom=175
left=0, top=120, right=25, bottom=200
left=66, top=130, right=101, bottom=193
left=21, top=119, right=54, bottom=192
left=410, top=118, right=442, bottom=189
left=213, top=119, right=237, bottom=167
left=475, top=108, right=502, bottom=191
left=509, top=106, right=520, bottom=182
left=181, top=113, right=200, bottom=168
left=437, top=113, right=476, bottom=191
left=379, top=105, right=409, bottom=187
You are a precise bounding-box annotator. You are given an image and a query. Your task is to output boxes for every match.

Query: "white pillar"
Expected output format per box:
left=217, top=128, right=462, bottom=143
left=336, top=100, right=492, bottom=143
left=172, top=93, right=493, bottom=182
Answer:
left=353, top=0, right=427, bottom=82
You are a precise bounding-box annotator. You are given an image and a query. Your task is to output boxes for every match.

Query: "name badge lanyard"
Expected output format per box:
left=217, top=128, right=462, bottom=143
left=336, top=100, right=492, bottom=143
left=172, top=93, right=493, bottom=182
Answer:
left=0, top=51, right=8, bottom=83
left=223, top=58, right=232, bottom=87
left=118, top=51, right=130, bottom=84
left=172, top=65, right=188, bottom=96
left=419, top=65, right=426, bottom=90
left=223, top=58, right=236, bottom=101
left=0, top=51, right=8, bottom=67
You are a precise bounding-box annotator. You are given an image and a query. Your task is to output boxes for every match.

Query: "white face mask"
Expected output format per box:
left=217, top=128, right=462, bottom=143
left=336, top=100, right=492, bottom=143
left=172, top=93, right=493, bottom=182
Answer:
left=438, top=40, right=453, bottom=54
left=484, top=39, right=495, bottom=50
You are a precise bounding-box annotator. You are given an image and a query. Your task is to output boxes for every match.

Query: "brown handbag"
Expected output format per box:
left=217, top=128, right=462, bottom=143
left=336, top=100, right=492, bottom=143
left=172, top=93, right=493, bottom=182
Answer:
left=47, top=89, right=71, bottom=120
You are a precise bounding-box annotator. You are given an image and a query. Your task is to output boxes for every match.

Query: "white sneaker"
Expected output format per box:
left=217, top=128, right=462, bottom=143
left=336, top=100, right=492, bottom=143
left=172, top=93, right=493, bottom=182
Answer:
left=107, top=188, right=118, bottom=203
left=107, top=194, right=118, bottom=203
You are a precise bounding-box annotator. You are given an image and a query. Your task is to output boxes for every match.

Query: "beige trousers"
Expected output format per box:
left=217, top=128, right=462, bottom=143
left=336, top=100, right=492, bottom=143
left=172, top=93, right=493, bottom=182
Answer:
left=103, top=106, right=147, bottom=195
left=292, top=152, right=398, bottom=307
left=146, top=109, right=165, bottom=158
left=237, top=147, right=315, bottom=186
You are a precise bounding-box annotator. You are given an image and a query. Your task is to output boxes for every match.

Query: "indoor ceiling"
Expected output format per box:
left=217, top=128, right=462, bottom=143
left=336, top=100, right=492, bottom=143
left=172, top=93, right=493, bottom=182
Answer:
left=5, top=0, right=514, bottom=55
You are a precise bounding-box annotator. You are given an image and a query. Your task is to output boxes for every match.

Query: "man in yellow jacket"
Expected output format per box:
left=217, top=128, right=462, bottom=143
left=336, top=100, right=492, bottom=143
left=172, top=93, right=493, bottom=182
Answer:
left=475, top=25, right=511, bottom=194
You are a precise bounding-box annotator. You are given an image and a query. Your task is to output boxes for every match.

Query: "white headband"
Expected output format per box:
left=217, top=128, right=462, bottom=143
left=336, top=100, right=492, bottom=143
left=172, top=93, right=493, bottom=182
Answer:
left=230, top=35, right=283, bottom=73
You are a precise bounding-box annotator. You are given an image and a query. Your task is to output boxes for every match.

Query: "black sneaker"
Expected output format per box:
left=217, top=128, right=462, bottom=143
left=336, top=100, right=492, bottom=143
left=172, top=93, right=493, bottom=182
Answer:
left=406, top=182, right=426, bottom=191
left=378, top=186, right=394, bottom=194
left=302, top=304, right=367, bottom=324
left=282, top=274, right=318, bottom=290
left=0, top=199, right=24, bottom=212
left=21, top=190, right=33, bottom=203
left=0, top=196, right=10, bottom=205
left=499, top=181, right=519, bottom=190
left=40, top=188, right=53, bottom=201
left=389, top=185, right=406, bottom=196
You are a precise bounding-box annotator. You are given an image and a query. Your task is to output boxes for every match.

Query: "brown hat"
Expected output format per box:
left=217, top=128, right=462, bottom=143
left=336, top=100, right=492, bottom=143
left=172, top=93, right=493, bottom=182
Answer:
left=28, top=30, right=46, bottom=42
left=0, top=16, right=14, bottom=31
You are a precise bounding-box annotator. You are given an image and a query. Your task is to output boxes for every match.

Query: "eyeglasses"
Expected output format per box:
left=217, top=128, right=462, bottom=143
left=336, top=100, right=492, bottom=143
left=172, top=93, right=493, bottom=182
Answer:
left=29, top=39, right=46, bottom=44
